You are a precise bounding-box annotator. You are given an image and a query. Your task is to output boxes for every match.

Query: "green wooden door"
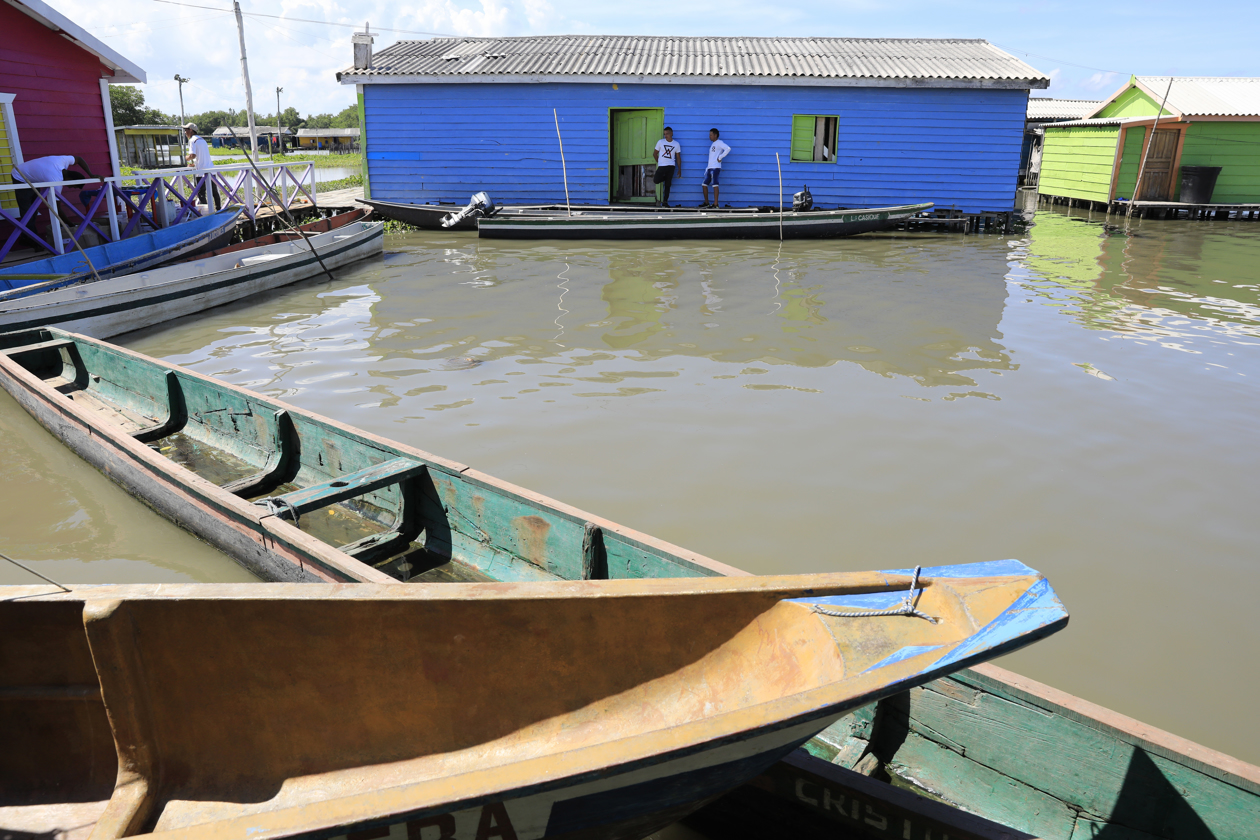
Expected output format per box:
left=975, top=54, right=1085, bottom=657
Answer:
left=611, top=109, right=663, bottom=203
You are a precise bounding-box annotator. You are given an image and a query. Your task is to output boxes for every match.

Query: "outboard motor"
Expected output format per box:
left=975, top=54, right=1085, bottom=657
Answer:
left=792, top=185, right=813, bottom=212
left=442, top=191, right=497, bottom=228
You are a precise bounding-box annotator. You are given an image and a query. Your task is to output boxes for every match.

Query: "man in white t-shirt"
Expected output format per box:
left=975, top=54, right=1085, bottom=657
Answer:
left=10, top=155, right=96, bottom=243
left=652, top=127, right=681, bottom=207
left=701, top=128, right=731, bottom=208
left=11, top=154, right=94, bottom=207
left=183, top=122, right=220, bottom=209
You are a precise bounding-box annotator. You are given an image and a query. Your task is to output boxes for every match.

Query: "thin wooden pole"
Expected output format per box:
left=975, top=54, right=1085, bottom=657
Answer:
left=1127, top=77, right=1174, bottom=223
left=553, top=109, right=571, bottom=217
left=775, top=152, right=784, bottom=241
left=233, top=1, right=259, bottom=159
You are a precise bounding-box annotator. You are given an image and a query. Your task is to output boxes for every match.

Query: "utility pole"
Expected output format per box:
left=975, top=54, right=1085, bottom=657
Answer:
left=174, top=74, right=190, bottom=161
left=232, top=0, right=259, bottom=158
left=276, top=86, right=283, bottom=158
left=174, top=74, right=189, bottom=125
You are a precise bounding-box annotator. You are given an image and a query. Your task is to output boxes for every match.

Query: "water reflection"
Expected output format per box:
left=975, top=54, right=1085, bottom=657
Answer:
left=1015, top=209, right=1260, bottom=342
left=127, top=234, right=1017, bottom=406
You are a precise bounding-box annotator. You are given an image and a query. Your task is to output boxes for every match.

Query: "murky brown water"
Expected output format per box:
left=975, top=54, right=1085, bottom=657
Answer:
left=3, top=204, right=1257, bottom=766
left=0, top=388, right=257, bottom=583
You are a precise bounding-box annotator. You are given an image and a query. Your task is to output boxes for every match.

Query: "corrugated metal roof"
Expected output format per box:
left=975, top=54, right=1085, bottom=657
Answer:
left=1044, top=117, right=1140, bottom=128
left=296, top=127, right=361, bottom=137
left=344, top=36, right=1048, bottom=84
left=1027, top=98, right=1101, bottom=120
left=211, top=126, right=291, bottom=135
left=1135, top=77, right=1260, bottom=117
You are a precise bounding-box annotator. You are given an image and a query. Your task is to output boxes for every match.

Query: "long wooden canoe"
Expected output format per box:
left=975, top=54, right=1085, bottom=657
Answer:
left=0, top=329, right=1255, bottom=840
left=0, top=219, right=383, bottom=339
left=0, top=567, right=1064, bottom=840
left=362, top=199, right=744, bottom=231
left=0, top=207, right=244, bottom=297
left=476, top=203, right=933, bottom=240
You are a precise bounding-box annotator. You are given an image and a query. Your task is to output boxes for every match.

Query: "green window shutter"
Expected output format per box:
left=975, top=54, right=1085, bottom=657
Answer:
left=790, top=115, right=814, bottom=162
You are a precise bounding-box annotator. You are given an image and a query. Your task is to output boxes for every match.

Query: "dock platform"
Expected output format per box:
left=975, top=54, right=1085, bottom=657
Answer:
left=1039, top=193, right=1260, bottom=220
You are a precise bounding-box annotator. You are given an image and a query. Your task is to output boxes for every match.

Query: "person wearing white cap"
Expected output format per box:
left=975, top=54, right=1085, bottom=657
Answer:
left=182, top=122, right=218, bottom=208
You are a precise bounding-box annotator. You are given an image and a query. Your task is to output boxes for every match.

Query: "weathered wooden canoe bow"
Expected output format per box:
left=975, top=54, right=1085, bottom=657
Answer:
left=1, top=567, right=1066, bottom=840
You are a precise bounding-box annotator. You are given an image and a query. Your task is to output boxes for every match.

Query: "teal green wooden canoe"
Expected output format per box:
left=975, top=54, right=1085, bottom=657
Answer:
left=0, top=327, right=1255, bottom=840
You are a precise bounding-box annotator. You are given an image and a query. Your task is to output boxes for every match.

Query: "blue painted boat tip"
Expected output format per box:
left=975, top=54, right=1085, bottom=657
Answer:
left=925, top=575, right=1068, bottom=672
left=882, top=558, right=1039, bottom=579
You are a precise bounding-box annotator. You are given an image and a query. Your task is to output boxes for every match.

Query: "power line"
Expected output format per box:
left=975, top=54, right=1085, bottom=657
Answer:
left=150, top=0, right=454, bottom=37
left=991, top=42, right=1125, bottom=77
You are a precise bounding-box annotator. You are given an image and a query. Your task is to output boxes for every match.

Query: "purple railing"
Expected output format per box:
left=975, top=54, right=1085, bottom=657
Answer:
left=0, top=160, right=318, bottom=263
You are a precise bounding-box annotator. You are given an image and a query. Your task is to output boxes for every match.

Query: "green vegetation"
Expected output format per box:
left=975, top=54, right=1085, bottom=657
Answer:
left=204, top=152, right=361, bottom=170
left=315, top=174, right=363, bottom=192
left=110, top=86, right=176, bottom=126
left=109, top=86, right=358, bottom=133
left=382, top=219, right=423, bottom=233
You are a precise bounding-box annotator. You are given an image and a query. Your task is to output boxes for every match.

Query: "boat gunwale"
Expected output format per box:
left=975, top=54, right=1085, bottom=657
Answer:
left=969, top=663, right=1260, bottom=792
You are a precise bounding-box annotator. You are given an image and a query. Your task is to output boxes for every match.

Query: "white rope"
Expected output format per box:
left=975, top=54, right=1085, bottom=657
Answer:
left=812, top=565, right=938, bottom=623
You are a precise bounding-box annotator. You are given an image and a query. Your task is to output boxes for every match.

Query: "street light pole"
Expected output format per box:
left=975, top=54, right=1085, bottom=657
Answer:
left=276, top=86, right=283, bottom=158
left=174, top=74, right=189, bottom=125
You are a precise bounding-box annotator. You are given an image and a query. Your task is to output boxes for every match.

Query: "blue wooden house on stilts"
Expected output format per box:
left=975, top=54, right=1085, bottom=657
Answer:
left=338, top=36, right=1048, bottom=214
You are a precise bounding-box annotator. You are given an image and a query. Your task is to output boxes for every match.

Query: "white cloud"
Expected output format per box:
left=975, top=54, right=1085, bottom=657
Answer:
left=50, top=0, right=574, bottom=118
left=1082, top=71, right=1118, bottom=92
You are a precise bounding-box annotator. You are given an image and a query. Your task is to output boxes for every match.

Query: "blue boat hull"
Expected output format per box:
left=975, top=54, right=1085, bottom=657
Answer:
left=0, top=207, right=243, bottom=296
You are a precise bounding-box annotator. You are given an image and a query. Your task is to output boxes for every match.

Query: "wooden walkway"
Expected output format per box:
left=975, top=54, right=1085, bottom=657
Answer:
left=315, top=186, right=368, bottom=209
left=247, top=186, right=367, bottom=223
left=1039, top=193, right=1260, bottom=220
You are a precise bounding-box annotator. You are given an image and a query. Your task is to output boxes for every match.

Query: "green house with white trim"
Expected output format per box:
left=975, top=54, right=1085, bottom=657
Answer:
left=1038, top=76, right=1260, bottom=206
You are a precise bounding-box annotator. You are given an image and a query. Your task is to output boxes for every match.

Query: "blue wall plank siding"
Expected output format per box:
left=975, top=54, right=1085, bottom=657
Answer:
left=364, top=83, right=1028, bottom=214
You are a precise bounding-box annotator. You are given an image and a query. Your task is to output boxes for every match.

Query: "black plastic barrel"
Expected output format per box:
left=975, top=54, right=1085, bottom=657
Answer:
left=1179, top=166, right=1222, bottom=204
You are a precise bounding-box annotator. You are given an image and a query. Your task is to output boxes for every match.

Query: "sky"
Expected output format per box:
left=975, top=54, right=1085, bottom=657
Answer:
left=54, top=0, right=1260, bottom=119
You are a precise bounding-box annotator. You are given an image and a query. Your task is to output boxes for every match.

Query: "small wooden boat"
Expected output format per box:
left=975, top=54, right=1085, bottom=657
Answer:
left=363, top=198, right=480, bottom=230
left=0, top=219, right=383, bottom=339
left=0, top=207, right=244, bottom=297
left=0, top=331, right=1254, bottom=840
left=172, top=207, right=372, bottom=259
left=0, top=566, right=1065, bottom=840
left=477, top=203, right=933, bottom=240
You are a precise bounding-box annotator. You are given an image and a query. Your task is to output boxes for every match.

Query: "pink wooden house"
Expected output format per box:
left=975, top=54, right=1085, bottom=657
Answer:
left=0, top=0, right=145, bottom=217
